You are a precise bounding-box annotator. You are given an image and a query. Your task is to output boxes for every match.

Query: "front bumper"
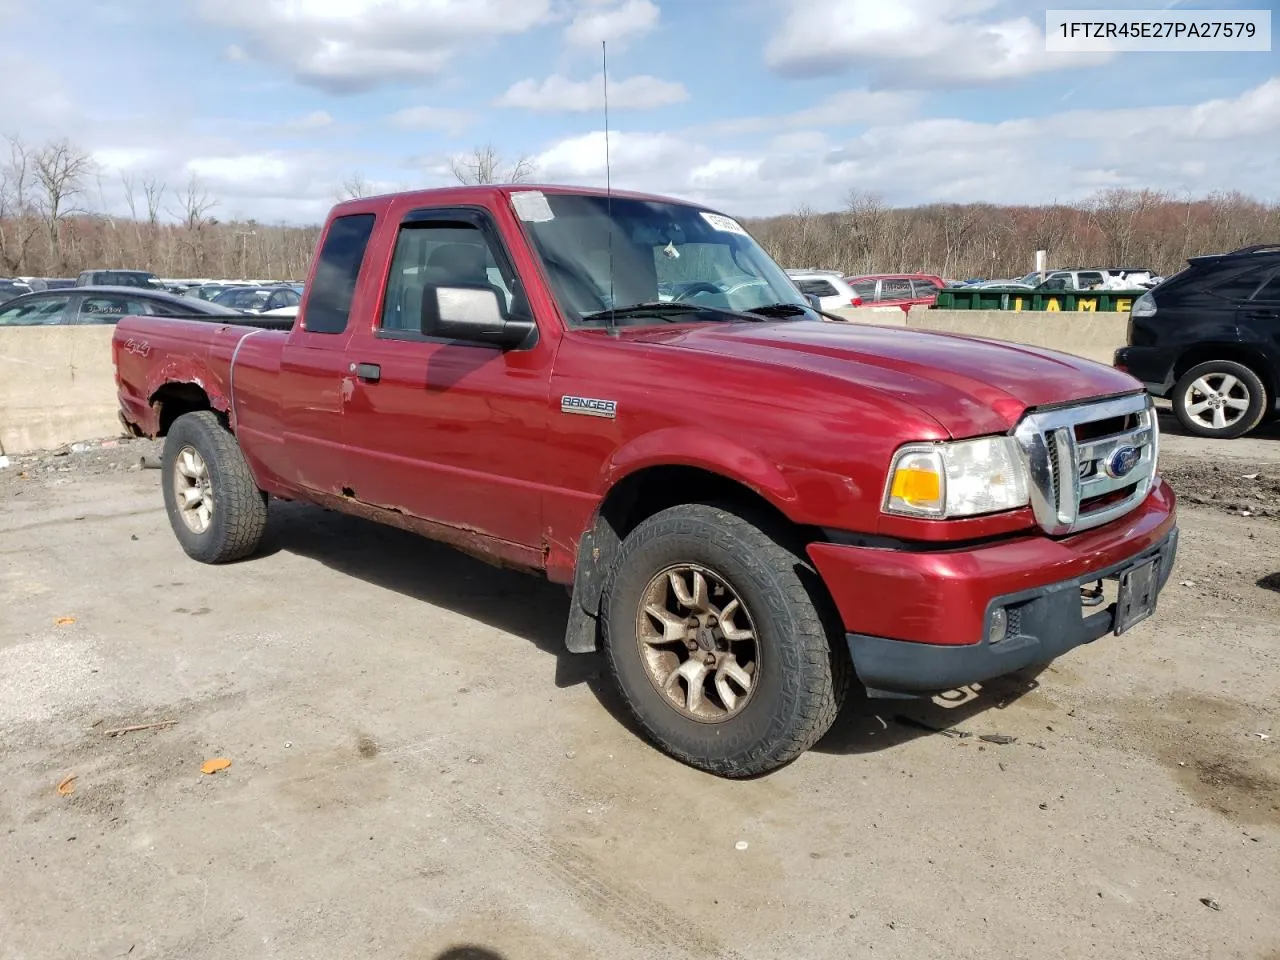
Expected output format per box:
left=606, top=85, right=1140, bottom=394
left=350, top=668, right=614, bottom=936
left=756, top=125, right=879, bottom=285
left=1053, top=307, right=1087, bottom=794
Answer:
left=807, top=479, right=1178, bottom=696
left=847, top=526, right=1177, bottom=696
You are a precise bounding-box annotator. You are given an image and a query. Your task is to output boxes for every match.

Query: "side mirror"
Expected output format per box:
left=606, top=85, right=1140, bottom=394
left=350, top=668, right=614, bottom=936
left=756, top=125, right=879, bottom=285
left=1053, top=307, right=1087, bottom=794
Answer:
left=421, top=284, right=535, bottom=349
left=803, top=293, right=822, bottom=310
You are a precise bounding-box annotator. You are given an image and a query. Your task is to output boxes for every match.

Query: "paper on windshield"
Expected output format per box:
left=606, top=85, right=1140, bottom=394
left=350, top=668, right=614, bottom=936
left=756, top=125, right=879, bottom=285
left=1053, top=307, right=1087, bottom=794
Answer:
left=511, top=190, right=555, bottom=223
left=699, top=212, right=748, bottom=236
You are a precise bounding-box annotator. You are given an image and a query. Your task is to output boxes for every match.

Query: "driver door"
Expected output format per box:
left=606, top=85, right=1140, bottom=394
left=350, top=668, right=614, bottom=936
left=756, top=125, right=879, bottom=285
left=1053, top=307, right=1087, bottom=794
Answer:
left=338, top=206, right=555, bottom=550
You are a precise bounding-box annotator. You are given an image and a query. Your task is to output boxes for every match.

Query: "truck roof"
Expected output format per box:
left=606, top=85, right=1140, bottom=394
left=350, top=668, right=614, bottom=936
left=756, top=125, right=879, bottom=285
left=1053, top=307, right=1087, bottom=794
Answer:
left=329, top=183, right=724, bottom=218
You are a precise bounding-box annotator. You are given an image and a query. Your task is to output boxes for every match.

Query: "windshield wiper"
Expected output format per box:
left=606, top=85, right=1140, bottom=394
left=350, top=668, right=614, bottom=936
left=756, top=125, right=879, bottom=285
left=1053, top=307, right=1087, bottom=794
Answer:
left=745, top=302, right=810, bottom=318
left=748, top=301, right=852, bottom=323
left=580, top=301, right=765, bottom=324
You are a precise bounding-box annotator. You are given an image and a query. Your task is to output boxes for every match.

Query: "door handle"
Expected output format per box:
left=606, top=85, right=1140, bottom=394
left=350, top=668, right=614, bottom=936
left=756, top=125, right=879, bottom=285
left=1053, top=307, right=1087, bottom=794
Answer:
left=354, top=362, right=381, bottom=383
left=1242, top=309, right=1279, bottom=321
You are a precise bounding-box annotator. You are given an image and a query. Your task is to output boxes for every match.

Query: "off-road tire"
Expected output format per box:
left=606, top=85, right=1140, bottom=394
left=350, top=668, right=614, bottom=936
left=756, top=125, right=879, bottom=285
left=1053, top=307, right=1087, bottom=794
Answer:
left=162, top=411, right=267, bottom=564
left=601, top=502, right=850, bottom=778
left=1172, top=360, right=1268, bottom=439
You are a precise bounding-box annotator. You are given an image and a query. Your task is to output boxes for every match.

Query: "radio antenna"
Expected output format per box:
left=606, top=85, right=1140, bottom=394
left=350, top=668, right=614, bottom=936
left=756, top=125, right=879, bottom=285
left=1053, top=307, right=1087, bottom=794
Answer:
left=603, top=39, right=617, bottom=336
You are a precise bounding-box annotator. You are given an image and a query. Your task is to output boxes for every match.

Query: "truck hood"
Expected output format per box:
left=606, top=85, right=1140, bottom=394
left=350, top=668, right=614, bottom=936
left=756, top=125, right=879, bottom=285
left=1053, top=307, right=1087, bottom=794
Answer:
left=625, top=320, right=1141, bottom=437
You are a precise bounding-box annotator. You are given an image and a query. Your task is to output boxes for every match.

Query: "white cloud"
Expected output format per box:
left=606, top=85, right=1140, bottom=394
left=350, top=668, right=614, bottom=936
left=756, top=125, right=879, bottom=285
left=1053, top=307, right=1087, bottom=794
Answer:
left=535, top=130, right=706, bottom=180
left=707, top=88, right=920, bottom=136
left=285, top=110, right=334, bottom=131
left=186, top=154, right=294, bottom=186
left=92, top=148, right=164, bottom=173
left=531, top=78, right=1280, bottom=215
left=199, top=0, right=555, bottom=92
left=564, top=0, right=658, bottom=47
left=495, top=73, right=687, bottom=112
left=0, top=52, right=75, bottom=129
left=388, top=106, right=471, bottom=136
left=766, top=0, right=1109, bottom=85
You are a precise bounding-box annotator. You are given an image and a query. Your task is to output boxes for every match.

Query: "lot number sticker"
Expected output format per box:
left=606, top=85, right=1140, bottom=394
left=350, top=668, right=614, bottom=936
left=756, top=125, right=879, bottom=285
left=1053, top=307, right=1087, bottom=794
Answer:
left=511, top=190, right=555, bottom=223
left=699, top=212, right=748, bottom=236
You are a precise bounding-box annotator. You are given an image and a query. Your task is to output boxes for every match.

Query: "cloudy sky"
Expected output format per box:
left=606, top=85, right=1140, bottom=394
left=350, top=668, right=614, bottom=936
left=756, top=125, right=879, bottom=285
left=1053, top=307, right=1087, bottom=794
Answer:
left=1, top=0, right=1276, bottom=223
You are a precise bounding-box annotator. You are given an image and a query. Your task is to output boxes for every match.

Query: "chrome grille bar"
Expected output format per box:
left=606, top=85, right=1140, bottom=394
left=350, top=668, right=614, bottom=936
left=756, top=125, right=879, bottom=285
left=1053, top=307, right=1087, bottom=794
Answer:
left=1013, top=392, right=1158, bottom=536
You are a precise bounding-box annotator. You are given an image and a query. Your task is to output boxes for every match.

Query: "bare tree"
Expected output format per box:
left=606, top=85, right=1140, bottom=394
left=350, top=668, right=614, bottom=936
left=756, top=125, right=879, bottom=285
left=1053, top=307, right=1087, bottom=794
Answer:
left=142, top=174, right=165, bottom=226
left=0, top=134, right=41, bottom=272
left=170, top=173, right=217, bottom=231
left=449, top=144, right=536, bottom=185
left=1088, top=188, right=1160, bottom=266
left=339, top=171, right=373, bottom=200
left=167, top=173, right=218, bottom=274
left=842, top=190, right=890, bottom=275
left=32, top=138, right=93, bottom=268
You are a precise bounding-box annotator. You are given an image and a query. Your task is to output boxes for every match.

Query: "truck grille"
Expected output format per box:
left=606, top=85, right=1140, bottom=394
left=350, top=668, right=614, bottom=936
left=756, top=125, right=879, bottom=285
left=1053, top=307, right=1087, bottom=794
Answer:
left=1012, top=392, right=1158, bottom=536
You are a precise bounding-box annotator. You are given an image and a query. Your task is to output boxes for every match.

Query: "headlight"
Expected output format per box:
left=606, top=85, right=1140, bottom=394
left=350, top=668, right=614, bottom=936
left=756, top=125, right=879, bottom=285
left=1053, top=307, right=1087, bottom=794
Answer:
left=883, top=437, right=1029, bottom=519
left=1130, top=292, right=1156, bottom=318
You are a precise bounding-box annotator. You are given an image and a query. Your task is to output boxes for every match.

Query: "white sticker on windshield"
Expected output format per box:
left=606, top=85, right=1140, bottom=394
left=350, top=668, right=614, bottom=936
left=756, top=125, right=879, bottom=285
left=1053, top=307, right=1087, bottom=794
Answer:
left=511, top=190, right=554, bottom=223
left=699, top=211, right=747, bottom=236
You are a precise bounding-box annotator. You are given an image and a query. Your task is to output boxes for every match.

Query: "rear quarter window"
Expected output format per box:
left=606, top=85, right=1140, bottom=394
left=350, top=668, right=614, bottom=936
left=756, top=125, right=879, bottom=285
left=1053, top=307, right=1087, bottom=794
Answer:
left=1206, top=264, right=1269, bottom=301
left=796, top=279, right=837, bottom=297
left=305, top=213, right=377, bottom=334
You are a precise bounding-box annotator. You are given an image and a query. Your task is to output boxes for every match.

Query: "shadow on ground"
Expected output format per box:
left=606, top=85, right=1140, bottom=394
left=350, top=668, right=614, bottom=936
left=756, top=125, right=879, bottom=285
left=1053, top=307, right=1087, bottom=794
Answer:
left=434, top=948, right=506, bottom=960
left=262, top=499, right=1044, bottom=762
left=261, top=500, right=643, bottom=736
left=813, top=664, right=1048, bottom=756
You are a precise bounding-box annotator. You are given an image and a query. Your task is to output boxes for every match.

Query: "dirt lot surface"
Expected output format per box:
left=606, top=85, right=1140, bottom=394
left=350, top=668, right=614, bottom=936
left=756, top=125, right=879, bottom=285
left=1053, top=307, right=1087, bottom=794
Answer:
left=2, top=415, right=1278, bottom=960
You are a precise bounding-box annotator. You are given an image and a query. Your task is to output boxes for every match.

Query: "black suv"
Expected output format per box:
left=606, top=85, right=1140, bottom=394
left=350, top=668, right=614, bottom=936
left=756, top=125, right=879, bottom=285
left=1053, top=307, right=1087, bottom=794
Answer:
left=1114, top=244, right=1280, bottom=439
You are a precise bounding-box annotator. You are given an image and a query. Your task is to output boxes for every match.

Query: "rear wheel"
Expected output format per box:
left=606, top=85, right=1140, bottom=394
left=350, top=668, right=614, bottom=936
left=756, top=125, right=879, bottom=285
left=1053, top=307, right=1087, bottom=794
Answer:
left=601, top=503, right=849, bottom=778
left=1172, top=360, right=1267, bottom=439
left=162, top=411, right=267, bottom=563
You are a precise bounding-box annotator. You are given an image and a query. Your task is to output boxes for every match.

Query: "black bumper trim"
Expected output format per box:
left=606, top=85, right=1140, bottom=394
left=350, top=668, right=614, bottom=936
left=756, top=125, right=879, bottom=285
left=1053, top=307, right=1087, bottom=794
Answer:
left=848, top=525, right=1179, bottom=698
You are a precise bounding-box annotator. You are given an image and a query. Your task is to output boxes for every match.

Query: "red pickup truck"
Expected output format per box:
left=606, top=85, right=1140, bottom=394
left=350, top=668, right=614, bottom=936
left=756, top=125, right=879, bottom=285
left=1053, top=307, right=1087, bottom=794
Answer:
left=113, top=184, right=1178, bottom=777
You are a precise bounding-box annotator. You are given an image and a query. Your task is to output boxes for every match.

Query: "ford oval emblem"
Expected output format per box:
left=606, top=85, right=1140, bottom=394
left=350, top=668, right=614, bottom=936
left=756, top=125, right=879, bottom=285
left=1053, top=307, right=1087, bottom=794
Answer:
left=1106, top=445, right=1141, bottom=479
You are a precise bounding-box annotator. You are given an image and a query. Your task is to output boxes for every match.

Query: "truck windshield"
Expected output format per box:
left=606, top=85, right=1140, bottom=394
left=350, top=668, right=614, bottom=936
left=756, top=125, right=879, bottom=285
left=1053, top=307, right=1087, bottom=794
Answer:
left=514, top=192, right=808, bottom=327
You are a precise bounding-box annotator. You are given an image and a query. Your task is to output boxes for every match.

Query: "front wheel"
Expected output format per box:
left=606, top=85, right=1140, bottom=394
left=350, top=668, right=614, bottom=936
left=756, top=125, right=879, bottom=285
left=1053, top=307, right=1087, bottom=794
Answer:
left=1172, top=360, right=1268, bottom=439
left=601, top=503, right=849, bottom=778
left=161, top=411, right=268, bottom=564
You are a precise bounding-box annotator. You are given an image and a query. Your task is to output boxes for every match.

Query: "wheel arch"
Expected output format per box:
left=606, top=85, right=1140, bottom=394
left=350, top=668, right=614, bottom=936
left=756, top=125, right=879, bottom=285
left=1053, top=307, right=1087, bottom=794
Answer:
left=563, top=452, right=823, bottom=655
left=148, top=380, right=225, bottom=437
left=1174, top=344, right=1277, bottom=405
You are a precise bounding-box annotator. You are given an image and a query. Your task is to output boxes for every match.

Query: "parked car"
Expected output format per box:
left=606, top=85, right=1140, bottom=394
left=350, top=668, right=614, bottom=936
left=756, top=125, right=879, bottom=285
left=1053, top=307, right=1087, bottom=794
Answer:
left=75, top=269, right=165, bottom=290
left=0, top=279, right=33, bottom=303
left=1114, top=243, right=1280, bottom=439
left=26, top=277, right=77, bottom=291
left=112, top=183, right=1177, bottom=778
left=0, top=286, right=246, bottom=326
left=846, top=273, right=944, bottom=309
left=211, top=285, right=303, bottom=314
left=784, top=270, right=864, bottom=311
left=184, top=282, right=246, bottom=302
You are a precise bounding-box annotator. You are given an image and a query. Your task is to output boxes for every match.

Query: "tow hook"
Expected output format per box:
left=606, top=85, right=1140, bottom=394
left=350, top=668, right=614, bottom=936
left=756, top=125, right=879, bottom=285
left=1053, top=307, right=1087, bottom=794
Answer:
left=1081, top=580, right=1105, bottom=607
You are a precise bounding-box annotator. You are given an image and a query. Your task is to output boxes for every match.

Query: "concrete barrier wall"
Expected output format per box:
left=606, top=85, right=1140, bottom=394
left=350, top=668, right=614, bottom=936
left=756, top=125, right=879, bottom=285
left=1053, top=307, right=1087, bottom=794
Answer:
left=830, top=307, right=1129, bottom=367
left=0, top=310, right=1131, bottom=455
left=0, top=326, right=122, bottom=455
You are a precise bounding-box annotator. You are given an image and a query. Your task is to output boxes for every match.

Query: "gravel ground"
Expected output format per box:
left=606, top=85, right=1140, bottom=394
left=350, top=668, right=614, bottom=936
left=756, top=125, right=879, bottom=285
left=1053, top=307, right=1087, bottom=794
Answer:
left=1, top=423, right=1278, bottom=960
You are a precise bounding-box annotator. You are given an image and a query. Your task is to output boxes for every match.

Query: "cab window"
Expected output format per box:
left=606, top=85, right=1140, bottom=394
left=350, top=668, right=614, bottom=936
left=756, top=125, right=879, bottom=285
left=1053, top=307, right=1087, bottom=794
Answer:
left=380, top=221, right=519, bottom=338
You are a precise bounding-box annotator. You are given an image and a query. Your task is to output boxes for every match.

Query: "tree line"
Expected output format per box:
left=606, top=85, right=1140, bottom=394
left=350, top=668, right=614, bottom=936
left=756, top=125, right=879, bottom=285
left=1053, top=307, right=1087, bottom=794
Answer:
left=2, top=134, right=1276, bottom=281
left=747, top=190, right=1280, bottom=280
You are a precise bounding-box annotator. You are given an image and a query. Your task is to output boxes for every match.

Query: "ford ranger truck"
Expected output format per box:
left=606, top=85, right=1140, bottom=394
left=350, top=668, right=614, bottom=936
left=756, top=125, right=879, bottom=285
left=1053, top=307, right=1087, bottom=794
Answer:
left=112, top=185, right=1179, bottom=778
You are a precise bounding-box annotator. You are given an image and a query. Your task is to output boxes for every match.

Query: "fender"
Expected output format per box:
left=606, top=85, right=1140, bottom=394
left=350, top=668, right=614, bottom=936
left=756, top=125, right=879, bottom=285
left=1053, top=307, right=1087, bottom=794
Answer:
left=561, top=427, right=801, bottom=654
left=597, top=426, right=800, bottom=512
